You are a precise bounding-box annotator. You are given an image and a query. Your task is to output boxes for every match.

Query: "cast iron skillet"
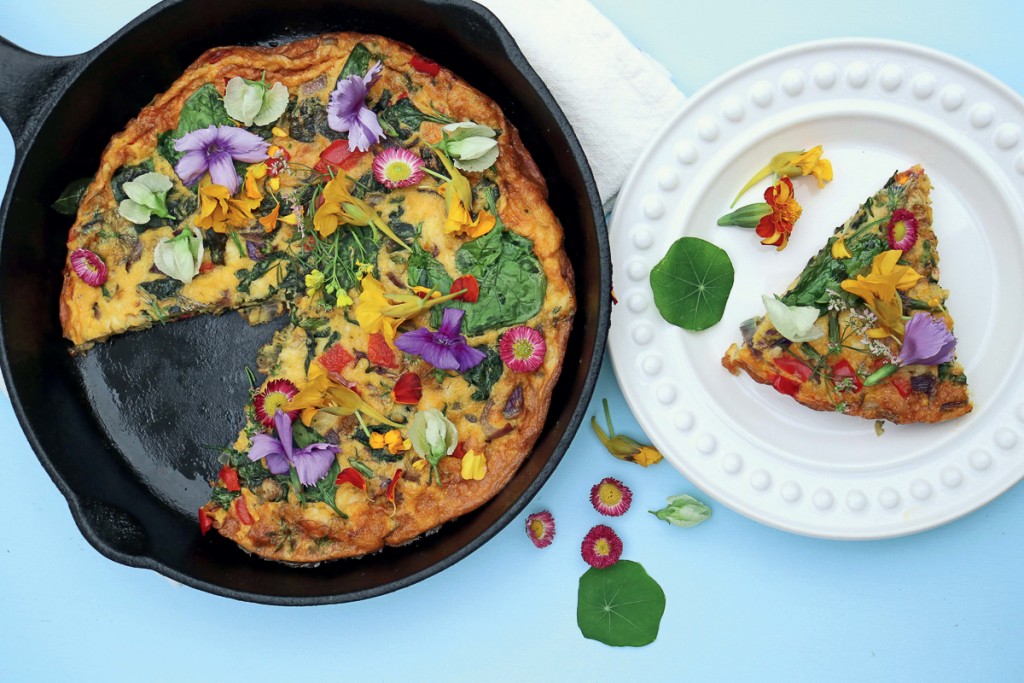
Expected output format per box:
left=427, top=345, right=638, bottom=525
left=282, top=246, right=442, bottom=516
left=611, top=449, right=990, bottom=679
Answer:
left=0, top=0, right=609, bottom=604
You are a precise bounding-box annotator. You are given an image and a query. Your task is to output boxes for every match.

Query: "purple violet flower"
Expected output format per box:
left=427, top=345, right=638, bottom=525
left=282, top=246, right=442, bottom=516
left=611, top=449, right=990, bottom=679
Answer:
left=327, top=61, right=385, bottom=152
left=173, top=124, right=269, bottom=195
left=395, top=307, right=486, bottom=373
left=247, top=409, right=339, bottom=486
left=898, top=313, right=957, bottom=366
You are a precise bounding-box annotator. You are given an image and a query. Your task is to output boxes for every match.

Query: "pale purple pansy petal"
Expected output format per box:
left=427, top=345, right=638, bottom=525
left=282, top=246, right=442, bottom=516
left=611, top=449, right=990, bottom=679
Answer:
left=207, top=152, right=240, bottom=194
left=898, top=313, right=957, bottom=366
left=273, top=409, right=294, bottom=460
left=438, top=308, right=466, bottom=338
left=451, top=343, right=486, bottom=373
left=172, top=125, right=268, bottom=191
left=327, top=62, right=385, bottom=151
left=173, top=125, right=218, bottom=153
left=395, top=327, right=437, bottom=357
left=263, top=451, right=291, bottom=476
left=394, top=307, right=484, bottom=373
left=247, top=433, right=286, bottom=463
left=292, top=444, right=340, bottom=487
left=174, top=152, right=211, bottom=187
left=363, top=60, right=383, bottom=86
left=217, top=126, right=271, bottom=162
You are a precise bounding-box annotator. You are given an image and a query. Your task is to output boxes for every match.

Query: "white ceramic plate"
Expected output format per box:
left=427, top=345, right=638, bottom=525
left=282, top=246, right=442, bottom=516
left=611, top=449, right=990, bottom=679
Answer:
left=609, top=39, right=1024, bottom=539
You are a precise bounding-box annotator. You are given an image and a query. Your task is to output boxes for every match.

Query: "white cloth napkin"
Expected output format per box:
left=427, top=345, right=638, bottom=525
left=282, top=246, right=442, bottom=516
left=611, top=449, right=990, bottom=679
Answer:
left=475, top=0, right=685, bottom=207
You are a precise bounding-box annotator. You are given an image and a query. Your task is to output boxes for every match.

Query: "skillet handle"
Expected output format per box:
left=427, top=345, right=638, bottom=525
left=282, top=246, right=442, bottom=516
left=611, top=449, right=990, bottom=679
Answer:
left=0, top=36, right=85, bottom=151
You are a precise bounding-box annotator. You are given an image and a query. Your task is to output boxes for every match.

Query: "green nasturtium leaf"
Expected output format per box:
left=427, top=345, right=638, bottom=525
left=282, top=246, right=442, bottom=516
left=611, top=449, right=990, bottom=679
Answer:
left=650, top=236, right=735, bottom=331
left=577, top=560, right=666, bottom=647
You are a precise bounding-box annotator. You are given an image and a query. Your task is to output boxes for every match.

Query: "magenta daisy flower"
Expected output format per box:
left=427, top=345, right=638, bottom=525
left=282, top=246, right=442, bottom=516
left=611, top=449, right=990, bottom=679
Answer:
left=589, top=477, right=632, bottom=517
left=499, top=325, right=546, bottom=373
left=525, top=510, right=556, bottom=548
left=327, top=61, right=385, bottom=152
left=581, top=524, right=623, bottom=569
left=69, top=248, right=108, bottom=287
left=253, top=378, right=300, bottom=428
left=887, top=208, right=919, bottom=251
left=173, top=124, right=269, bottom=195
left=373, top=148, right=425, bottom=189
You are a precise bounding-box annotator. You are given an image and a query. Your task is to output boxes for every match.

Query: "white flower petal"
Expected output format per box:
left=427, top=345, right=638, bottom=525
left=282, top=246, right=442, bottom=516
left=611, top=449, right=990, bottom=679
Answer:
left=254, top=82, right=289, bottom=126
left=452, top=143, right=499, bottom=172
left=762, top=294, right=824, bottom=343
left=224, top=76, right=265, bottom=126
left=117, top=198, right=152, bottom=224
left=442, top=121, right=495, bottom=141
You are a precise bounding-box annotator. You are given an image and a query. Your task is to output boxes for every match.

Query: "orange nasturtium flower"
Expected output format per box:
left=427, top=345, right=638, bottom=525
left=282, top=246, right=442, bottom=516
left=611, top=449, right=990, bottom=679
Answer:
left=840, top=249, right=922, bottom=338
left=194, top=182, right=260, bottom=233
left=755, top=177, right=803, bottom=251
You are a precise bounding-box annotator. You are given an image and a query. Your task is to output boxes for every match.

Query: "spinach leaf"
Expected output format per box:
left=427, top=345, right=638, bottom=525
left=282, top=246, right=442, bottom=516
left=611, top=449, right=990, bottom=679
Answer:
left=302, top=459, right=347, bottom=519
left=339, top=43, right=372, bottom=81
left=158, top=83, right=234, bottom=165
left=110, top=160, right=156, bottom=202
left=378, top=98, right=452, bottom=140
left=52, top=176, right=93, bottom=215
left=462, top=347, right=503, bottom=400
left=780, top=234, right=886, bottom=310
left=386, top=204, right=418, bottom=241
left=235, top=252, right=289, bottom=294
left=452, top=226, right=546, bottom=335
left=209, top=486, right=240, bottom=510
left=139, top=278, right=183, bottom=300
left=292, top=420, right=327, bottom=449
left=288, top=97, right=343, bottom=143
left=407, top=240, right=453, bottom=291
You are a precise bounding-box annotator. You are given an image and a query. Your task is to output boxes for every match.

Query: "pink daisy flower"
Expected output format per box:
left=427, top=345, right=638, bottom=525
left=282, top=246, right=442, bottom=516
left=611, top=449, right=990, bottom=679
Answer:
left=581, top=524, right=623, bottom=569
left=499, top=325, right=546, bottom=373
left=589, top=477, right=632, bottom=516
left=372, top=147, right=425, bottom=189
left=253, top=378, right=300, bottom=428
left=525, top=510, right=556, bottom=548
left=887, top=208, right=919, bottom=251
left=70, top=248, right=108, bottom=287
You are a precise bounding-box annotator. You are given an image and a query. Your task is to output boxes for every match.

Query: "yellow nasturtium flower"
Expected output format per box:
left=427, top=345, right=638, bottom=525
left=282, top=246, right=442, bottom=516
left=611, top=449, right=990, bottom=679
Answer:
left=731, top=144, right=833, bottom=206
left=195, top=182, right=259, bottom=233
left=840, top=249, right=922, bottom=338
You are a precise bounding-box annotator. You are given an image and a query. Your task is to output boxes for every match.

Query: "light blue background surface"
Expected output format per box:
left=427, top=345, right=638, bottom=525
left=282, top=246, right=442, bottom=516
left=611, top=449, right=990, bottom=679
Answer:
left=2, top=1, right=1024, bottom=681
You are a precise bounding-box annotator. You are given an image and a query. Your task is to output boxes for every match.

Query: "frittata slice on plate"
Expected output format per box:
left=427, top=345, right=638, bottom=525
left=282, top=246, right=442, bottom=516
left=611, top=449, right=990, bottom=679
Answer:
left=722, top=165, right=971, bottom=424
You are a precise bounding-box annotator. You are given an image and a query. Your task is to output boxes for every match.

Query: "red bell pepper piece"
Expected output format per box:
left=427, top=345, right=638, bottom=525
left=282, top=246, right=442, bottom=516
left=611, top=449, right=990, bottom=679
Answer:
left=771, top=373, right=801, bottom=396
left=218, top=465, right=241, bottom=492
left=392, top=373, right=422, bottom=405
left=198, top=507, right=213, bottom=535
left=774, top=355, right=813, bottom=382
left=314, top=140, right=367, bottom=175
left=831, top=359, right=863, bottom=393
left=409, top=55, right=440, bottom=77
left=450, top=274, right=480, bottom=303
left=891, top=375, right=912, bottom=399
left=234, top=496, right=253, bottom=525
left=335, top=467, right=367, bottom=491
left=367, top=332, right=398, bottom=369
left=319, top=344, right=354, bottom=373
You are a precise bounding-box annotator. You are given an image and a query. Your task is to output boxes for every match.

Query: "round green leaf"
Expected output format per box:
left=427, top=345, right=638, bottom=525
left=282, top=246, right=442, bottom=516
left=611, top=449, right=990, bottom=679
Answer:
left=650, top=236, right=735, bottom=331
left=577, top=560, right=666, bottom=647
